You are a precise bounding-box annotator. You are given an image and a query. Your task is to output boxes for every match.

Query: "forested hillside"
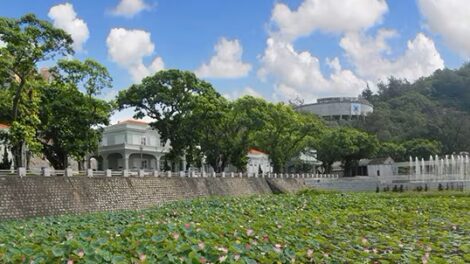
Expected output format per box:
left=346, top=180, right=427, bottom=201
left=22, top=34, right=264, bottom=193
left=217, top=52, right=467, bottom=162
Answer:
left=356, top=64, right=470, bottom=158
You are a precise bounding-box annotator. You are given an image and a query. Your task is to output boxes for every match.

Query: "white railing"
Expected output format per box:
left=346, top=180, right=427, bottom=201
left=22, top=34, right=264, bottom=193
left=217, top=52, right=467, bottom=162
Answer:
left=0, top=168, right=340, bottom=180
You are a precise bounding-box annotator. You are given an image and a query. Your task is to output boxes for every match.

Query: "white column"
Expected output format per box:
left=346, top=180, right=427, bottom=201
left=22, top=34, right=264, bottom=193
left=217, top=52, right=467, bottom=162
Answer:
left=42, top=167, right=51, bottom=177
left=65, top=168, right=73, bottom=177
left=156, top=157, right=161, bottom=172
left=17, top=167, right=26, bottom=177
left=102, top=155, right=108, bottom=170
left=124, top=154, right=129, bottom=170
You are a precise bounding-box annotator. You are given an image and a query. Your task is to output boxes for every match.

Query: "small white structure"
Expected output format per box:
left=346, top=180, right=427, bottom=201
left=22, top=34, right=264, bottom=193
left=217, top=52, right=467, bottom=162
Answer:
left=246, top=148, right=272, bottom=175
left=367, top=157, right=395, bottom=177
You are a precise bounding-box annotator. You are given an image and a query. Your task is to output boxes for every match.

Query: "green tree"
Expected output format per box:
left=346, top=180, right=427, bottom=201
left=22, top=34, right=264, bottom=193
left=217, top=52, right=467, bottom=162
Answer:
left=355, top=65, right=470, bottom=155
left=116, top=70, right=220, bottom=169
left=253, top=103, right=324, bottom=173
left=317, top=128, right=378, bottom=175
left=0, top=14, right=73, bottom=168
left=196, top=96, right=271, bottom=172
left=53, top=59, right=112, bottom=96
left=402, top=139, right=441, bottom=159
left=38, top=84, right=111, bottom=169
left=375, top=142, right=406, bottom=161
left=36, top=60, right=112, bottom=169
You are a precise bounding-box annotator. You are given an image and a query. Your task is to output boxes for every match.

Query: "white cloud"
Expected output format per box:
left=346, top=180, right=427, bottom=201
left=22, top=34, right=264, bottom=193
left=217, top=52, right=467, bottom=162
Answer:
left=106, top=28, right=164, bottom=82
left=259, top=0, right=445, bottom=101
left=340, top=30, right=444, bottom=82
left=418, top=0, right=470, bottom=57
left=271, top=0, right=388, bottom=41
left=223, top=86, right=263, bottom=100
left=48, top=3, right=89, bottom=51
left=259, top=0, right=388, bottom=101
left=258, top=38, right=366, bottom=101
left=112, top=0, right=151, bottom=18
left=195, top=38, right=252, bottom=79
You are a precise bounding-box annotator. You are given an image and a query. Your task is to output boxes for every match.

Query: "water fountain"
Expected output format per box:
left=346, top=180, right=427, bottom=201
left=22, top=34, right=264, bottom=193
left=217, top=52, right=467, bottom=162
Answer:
left=415, top=157, right=421, bottom=181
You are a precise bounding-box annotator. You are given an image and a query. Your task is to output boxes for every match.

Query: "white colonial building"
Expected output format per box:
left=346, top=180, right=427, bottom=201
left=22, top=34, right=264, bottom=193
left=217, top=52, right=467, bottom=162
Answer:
left=97, top=120, right=172, bottom=171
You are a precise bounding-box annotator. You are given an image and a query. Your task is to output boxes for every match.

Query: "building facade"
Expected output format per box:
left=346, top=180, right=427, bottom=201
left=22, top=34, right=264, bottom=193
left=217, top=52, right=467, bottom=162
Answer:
left=246, top=148, right=273, bottom=175
left=295, top=97, right=373, bottom=121
left=97, top=120, right=172, bottom=170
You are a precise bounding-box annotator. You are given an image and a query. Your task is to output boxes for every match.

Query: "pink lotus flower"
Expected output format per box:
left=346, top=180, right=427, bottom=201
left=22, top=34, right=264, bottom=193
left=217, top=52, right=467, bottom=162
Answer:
left=172, top=233, right=180, bottom=240
left=77, top=249, right=84, bottom=258
left=307, top=249, right=314, bottom=257
left=217, top=246, right=228, bottom=254
left=198, top=242, right=205, bottom=250
left=246, top=229, right=254, bottom=236
left=139, top=254, right=146, bottom=261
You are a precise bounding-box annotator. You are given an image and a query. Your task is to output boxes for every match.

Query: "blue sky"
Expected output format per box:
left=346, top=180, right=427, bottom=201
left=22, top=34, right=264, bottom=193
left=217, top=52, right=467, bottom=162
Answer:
left=1, top=0, right=469, bottom=122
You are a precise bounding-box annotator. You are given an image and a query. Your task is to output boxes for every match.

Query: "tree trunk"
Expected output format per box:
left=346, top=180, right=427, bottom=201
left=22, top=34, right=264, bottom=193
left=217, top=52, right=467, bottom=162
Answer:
left=12, top=143, right=22, bottom=169
left=11, top=78, right=26, bottom=169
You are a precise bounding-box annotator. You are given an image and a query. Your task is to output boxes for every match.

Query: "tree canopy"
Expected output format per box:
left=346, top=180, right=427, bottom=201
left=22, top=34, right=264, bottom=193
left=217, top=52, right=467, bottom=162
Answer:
left=0, top=14, right=74, bottom=168
left=38, top=59, right=113, bottom=169
left=316, top=128, right=378, bottom=175
left=354, top=64, right=470, bottom=157
left=0, top=14, right=112, bottom=169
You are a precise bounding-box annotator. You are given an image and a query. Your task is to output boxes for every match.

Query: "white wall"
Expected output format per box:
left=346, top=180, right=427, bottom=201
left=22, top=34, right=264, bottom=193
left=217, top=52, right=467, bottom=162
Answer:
left=368, top=164, right=394, bottom=177
left=247, top=154, right=272, bottom=175
left=0, top=143, right=13, bottom=168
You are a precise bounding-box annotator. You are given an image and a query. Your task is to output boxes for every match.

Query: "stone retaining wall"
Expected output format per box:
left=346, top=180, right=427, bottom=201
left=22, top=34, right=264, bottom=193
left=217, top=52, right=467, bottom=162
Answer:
left=0, top=176, right=306, bottom=220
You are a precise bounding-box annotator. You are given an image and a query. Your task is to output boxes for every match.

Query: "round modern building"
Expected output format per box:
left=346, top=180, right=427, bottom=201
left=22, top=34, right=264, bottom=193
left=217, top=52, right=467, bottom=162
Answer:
left=295, top=97, right=373, bottom=121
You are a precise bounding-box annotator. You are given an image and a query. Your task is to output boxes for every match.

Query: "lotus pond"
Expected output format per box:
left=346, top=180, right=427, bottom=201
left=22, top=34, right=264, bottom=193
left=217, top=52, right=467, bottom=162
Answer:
left=1, top=191, right=469, bottom=263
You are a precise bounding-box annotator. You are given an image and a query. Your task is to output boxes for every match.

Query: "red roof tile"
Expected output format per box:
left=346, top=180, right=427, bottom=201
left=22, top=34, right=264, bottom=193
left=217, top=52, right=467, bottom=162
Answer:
left=248, top=148, right=268, bottom=155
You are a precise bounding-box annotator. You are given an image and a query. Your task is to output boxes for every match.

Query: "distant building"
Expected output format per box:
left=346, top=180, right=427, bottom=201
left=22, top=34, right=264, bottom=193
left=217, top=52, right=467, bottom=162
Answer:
left=246, top=148, right=273, bottom=175
left=295, top=97, right=373, bottom=121
left=97, top=120, right=172, bottom=170
left=367, top=157, right=395, bottom=177
left=221, top=148, right=273, bottom=175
